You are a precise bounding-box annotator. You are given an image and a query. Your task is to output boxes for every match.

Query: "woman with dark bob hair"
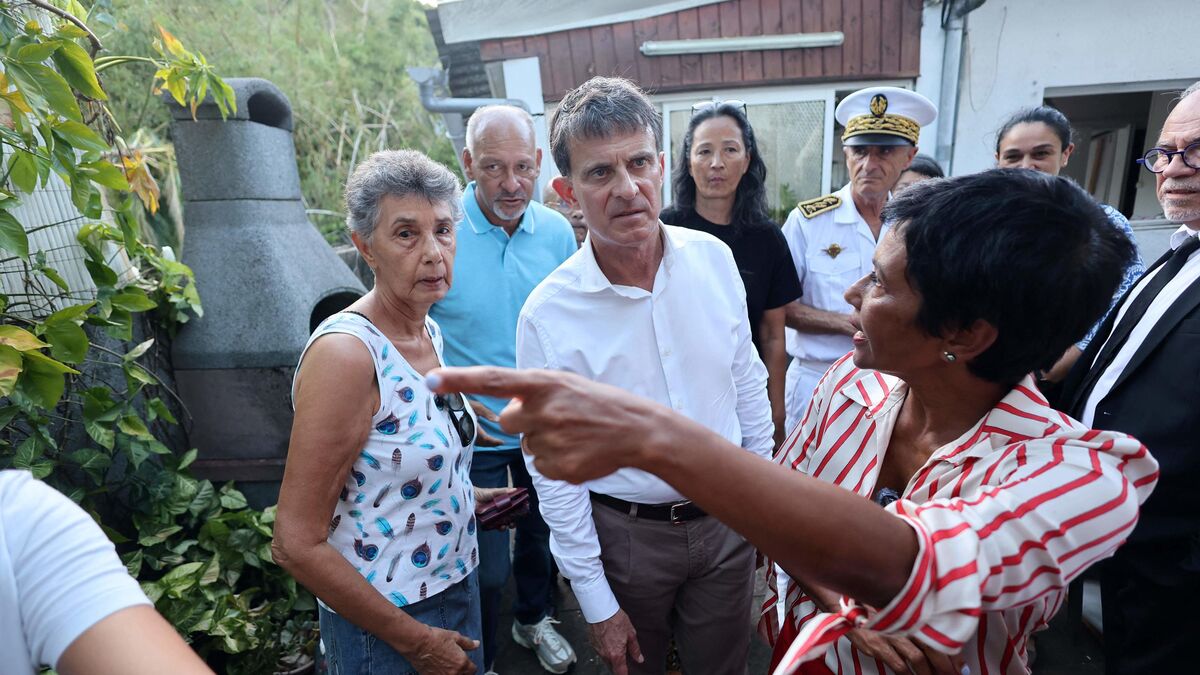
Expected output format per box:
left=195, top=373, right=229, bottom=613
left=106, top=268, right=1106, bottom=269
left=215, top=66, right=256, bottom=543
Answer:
left=661, top=101, right=801, bottom=446
left=427, top=169, right=1158, bottom=675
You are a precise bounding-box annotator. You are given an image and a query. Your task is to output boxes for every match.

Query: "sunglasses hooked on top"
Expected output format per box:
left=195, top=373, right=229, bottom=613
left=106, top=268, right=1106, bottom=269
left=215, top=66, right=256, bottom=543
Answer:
left=690, top=99, right=748, bottom=117
left=435, top=391, right=476, bottom=448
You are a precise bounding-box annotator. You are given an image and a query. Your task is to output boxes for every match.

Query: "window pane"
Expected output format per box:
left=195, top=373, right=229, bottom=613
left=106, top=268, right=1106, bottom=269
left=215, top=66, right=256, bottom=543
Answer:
left=669, top=100, right=826, bottom=224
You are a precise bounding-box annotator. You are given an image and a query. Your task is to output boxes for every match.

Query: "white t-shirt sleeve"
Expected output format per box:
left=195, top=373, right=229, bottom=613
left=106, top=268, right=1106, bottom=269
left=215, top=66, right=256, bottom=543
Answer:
left=0, top=471, right=151, bottom=672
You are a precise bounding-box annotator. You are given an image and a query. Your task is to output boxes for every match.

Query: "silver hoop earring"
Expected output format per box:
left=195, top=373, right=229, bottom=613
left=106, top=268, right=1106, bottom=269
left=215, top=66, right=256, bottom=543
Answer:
left=943, top=351, right=957, bottom=363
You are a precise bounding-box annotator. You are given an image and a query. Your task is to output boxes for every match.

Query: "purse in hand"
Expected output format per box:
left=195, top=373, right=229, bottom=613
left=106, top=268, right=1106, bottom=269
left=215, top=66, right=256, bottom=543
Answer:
left=477, top=487, right=531, bottom=531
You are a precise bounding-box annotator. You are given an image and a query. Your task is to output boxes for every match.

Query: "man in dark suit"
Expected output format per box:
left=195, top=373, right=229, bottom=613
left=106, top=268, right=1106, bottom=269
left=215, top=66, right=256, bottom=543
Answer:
left=1058, top=81, right=1200, bottom=674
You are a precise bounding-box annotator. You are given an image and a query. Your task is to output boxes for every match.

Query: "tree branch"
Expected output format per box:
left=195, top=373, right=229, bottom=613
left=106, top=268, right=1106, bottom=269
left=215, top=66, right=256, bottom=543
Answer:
left=24, top=0, right=104, bottom=54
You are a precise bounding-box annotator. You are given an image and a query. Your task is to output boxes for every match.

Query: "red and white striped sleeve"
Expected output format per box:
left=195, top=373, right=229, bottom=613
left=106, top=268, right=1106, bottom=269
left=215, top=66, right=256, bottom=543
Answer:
left=867, top=428, right=1158, bottom=652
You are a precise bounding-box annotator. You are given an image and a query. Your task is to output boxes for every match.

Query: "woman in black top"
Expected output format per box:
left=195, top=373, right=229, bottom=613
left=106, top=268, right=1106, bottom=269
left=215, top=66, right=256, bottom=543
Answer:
left=661, top=101, right=801, bottom=447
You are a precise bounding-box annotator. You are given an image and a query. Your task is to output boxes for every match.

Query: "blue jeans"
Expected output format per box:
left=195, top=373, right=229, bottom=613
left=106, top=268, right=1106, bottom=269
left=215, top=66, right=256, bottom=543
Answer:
left=471, top=448, right=554, bottom=668
left=319, top=571, right=483, bottom=675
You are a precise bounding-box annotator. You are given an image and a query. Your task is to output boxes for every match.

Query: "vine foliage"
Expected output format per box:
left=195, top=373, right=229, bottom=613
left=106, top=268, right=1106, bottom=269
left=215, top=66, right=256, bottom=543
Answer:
left=0, top=3, right=314, bottom=672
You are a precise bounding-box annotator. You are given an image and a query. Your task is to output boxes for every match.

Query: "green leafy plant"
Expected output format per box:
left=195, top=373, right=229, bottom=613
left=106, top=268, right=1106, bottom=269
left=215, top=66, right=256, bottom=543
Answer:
left=99, top=0, right=457, bottom=244
left=0, top=3, right=315, bottom=672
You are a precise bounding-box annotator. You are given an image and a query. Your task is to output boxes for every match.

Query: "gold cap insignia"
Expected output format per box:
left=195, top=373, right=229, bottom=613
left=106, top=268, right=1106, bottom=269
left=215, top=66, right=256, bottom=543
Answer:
left=869, top=94, right=888, bottom=117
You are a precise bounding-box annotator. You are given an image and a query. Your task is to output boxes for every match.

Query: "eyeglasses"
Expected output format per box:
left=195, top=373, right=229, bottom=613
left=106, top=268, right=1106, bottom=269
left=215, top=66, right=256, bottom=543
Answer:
left=1136, top=141, right=1200, bottom=173
left=690, top=99, right=747, bottom=117
left=435, top=391, right=476, bottom=448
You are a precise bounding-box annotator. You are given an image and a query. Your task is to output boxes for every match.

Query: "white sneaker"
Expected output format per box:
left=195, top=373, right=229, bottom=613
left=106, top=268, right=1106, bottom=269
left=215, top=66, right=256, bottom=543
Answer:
left=511, top=617, right=577, bottom=674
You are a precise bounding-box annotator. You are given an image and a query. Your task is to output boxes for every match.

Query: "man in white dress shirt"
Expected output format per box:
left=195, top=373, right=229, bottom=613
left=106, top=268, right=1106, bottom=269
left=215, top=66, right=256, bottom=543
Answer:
left=1057, top=81, right=1200, bottom=674
left=781, top=87, right=936, bottom=432
left=515, top=76, right=774, bottom=675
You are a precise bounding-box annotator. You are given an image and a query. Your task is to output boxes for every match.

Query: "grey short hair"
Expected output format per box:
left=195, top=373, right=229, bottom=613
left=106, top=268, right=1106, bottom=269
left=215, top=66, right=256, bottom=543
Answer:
left=344, top=150, right=463, bottom=240
left=549, top=77, right=662, bottom=176
left=465, top=105, right=536, bottom=154
left=1179, top=80, right=1200, bottom=102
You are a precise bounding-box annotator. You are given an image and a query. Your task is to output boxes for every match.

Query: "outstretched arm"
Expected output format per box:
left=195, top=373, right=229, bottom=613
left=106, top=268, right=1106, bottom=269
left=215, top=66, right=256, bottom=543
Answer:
left=426, top=366, right=917, bottom=609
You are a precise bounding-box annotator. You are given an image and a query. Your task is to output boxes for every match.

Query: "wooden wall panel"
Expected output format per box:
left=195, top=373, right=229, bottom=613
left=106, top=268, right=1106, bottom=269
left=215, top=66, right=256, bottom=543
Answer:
left=760, top=0, right=784, bottom=80
left=656, top=12, right=682, bottom=88
left=861, top=0, right=882, bottom=75
left=697, top=3, right=723, bottom=85
left=899, top=0, right=922, bottom=75
left=677, top=8, right=704, bottom=86
left=473, top=0, right=921, bottom=101
left=718, top=0, right=743, bottom=84
left=739, top=0, right=765, bottom=83
left=880, top=0, right=900, bottom=74
left=823, top=0, right=844, bottom=75
left=591, top=25, right=619, bottom=79
left=611, top=22, right=639, bottom=83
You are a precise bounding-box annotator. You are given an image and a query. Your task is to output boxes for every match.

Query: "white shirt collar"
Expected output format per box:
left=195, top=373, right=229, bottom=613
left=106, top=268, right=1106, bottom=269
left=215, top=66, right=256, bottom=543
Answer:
left=576, top=222, right=678, bottom=294
left=1170, top=224, right=1200, bottom=250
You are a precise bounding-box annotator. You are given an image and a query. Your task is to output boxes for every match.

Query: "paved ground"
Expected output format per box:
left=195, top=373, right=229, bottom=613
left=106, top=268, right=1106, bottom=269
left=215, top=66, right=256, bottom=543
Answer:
left=493, top=572, right=1104, bottom=674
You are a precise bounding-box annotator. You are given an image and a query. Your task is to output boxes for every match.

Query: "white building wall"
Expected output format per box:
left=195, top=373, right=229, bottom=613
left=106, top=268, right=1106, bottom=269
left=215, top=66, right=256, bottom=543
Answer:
left=951, top=0, right=1200, bottom=176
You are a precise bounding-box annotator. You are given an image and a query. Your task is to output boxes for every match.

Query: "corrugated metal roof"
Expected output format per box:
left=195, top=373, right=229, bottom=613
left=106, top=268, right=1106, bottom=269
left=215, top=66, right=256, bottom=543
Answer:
left=436, top=0, right=725, bottom=44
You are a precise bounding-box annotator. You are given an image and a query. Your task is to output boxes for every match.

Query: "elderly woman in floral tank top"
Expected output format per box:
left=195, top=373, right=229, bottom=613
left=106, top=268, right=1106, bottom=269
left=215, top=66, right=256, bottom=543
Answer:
left=273, top=150, right=514, bottom=675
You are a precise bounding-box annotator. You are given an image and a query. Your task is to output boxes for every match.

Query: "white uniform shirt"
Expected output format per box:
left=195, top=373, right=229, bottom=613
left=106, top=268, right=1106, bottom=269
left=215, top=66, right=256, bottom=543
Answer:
left=1083, top=225, right=1200, bottom=426
left=781, top=183, right=887, bottom=367
left=1, top=471, right=151, bottom=674
left=516, top=224, right=774, bottom=623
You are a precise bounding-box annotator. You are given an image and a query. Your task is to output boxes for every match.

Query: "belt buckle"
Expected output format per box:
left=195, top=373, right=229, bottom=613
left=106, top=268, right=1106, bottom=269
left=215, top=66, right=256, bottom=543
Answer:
left=669, top=500, right=691, bottom=525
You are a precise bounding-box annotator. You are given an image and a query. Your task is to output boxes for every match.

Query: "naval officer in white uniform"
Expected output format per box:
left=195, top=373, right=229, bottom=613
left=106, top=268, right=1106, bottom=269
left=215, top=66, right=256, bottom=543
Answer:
left=781, top=86, right=938, bottom=432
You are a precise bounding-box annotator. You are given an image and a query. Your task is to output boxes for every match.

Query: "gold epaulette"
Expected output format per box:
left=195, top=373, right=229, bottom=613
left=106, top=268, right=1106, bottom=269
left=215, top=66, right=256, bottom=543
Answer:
left=797, top=194, right=841, bottom=219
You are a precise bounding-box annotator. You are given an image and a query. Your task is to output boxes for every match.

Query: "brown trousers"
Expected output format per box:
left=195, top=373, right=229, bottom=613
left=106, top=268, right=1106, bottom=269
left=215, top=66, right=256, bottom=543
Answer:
left=592, top=499, right=755, bottom=675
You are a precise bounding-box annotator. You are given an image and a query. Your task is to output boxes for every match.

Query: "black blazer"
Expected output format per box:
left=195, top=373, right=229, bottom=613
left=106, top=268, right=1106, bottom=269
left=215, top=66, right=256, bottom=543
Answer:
left=1058, top=247, right=1200, bottom=583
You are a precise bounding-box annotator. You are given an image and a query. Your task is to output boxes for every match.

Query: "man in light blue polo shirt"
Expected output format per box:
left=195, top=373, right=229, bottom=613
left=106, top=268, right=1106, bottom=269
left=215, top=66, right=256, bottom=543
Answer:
left=429, top=105, right=578, bottom=674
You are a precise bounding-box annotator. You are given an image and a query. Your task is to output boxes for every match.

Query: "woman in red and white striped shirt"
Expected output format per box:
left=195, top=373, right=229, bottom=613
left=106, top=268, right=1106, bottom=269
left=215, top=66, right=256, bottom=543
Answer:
left=764, top=169, right=1157, bottom=675
left=426, top=169, right=1159, bottom=675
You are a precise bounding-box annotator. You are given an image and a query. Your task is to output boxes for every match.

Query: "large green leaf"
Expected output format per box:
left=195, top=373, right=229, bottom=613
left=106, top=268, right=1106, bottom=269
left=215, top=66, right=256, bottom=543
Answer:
left=42, top=319, right=87, bottom=363
left=117, top=413, right=153, bottom=440
left=7, top=150, right=38, bottom=194
left=45, top=302, right=93, bottom=326
left=15, top=40, right=61, bottom=64
left=148, top=397, right=178, bottom=425
left=67, top=165, right=93, bottom=212
left=7, top=61, right=81, bottom=122
left=0, top=210, right=29, bottom=259
left=0, top=325, right=49, bottom=351
left=17, top=350, right=76, bottom=409
left=0, top=345, right=22, bottom=396
left=0, top=404, right=18, bottom=430
left=13, top=436, right=54, bottom=479
left=77, top=159, right=129, bottom=190
left=52, top=119, right=108, bottom=153
left=68, top=447, right=111, bottom=484
left=124, top=337, right=155, bottom=361
left=112, top=291, right=157, bottom=312
left=50, top=40, right=106, bottom=100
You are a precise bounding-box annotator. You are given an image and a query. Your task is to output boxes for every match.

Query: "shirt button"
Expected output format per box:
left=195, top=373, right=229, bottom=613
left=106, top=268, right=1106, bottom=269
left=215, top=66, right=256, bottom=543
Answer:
left=662, top=348, right=672, bottom=357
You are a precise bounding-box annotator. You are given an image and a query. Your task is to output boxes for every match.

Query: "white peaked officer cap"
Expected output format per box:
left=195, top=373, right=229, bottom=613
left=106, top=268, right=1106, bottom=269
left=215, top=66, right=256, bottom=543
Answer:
left=835, top=86, right=937, bottom=147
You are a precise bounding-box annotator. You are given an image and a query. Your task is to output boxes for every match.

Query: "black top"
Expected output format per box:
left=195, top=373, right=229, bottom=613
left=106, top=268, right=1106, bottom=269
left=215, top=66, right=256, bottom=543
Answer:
left=660, top=205, right=802, bottom=351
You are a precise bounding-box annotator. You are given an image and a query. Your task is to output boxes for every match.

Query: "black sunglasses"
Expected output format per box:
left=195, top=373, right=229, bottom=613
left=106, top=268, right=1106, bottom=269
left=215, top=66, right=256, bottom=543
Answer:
left=435, top=391, right=476, bottom=448
left=690, top=99, right=748, bottom=117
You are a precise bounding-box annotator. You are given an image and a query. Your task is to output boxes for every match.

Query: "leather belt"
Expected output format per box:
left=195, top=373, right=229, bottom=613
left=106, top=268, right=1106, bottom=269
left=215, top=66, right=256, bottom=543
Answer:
left=590, top=491, right=706, bottom=525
